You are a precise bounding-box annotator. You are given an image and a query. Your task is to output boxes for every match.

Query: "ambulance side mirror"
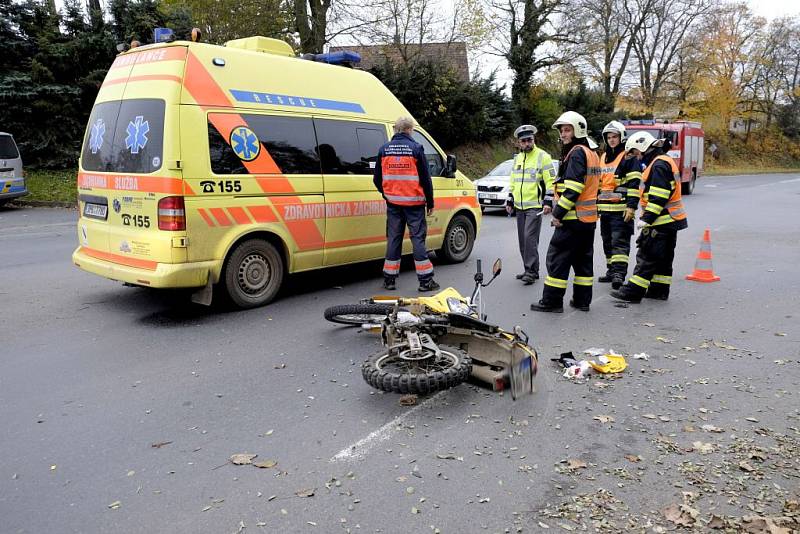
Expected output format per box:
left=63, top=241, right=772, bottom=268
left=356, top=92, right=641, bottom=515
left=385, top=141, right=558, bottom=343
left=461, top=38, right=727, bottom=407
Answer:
left=444, top=154, right=457, bottom=178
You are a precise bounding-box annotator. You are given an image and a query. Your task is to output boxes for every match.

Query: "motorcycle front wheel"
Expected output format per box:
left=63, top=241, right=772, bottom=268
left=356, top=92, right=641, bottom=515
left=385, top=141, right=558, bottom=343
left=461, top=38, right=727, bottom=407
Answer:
left=324, top=304, right=394, bottom=326
left=362, top=344, right=472, bottom=394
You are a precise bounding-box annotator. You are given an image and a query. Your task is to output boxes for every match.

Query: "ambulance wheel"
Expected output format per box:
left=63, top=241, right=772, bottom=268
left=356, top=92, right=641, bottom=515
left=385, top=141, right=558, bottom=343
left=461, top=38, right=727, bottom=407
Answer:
left=224, top=239, right=284, bottom=309
left=438, top=214, right=475, bottom=263
left=362, top=344, right=472, bottom=394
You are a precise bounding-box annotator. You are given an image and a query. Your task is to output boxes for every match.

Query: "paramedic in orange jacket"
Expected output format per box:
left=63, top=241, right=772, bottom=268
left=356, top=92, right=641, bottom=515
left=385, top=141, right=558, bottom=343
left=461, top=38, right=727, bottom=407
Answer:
left=373, top=116, right=439, bottom=292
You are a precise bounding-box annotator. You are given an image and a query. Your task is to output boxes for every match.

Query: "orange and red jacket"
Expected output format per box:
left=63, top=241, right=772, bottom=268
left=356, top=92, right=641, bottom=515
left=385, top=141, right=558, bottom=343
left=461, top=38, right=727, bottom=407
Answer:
left=373, top=133, right=433, bottom=208
left=552, top=143, right=601, bottom=223
left=639, top=153, right=688, bottom=230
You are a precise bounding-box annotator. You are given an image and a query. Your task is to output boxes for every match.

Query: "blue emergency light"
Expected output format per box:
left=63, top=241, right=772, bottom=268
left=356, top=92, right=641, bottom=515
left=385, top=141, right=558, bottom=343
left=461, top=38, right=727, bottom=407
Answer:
left=154, top=27, right=175, bottom=43
left=308, top=51, right=361, bottom=66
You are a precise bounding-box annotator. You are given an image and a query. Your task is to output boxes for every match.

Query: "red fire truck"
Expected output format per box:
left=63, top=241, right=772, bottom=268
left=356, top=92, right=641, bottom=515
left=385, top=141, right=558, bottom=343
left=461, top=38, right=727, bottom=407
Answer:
left=623, top=120, right=704, bottom=195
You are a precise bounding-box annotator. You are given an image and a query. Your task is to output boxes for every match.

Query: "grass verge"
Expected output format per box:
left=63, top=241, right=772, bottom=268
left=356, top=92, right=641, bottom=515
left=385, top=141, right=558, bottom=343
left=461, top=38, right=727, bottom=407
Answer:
left=704, top=165, right=800, bottom=176
left=20, top=169, right=77, bottom=203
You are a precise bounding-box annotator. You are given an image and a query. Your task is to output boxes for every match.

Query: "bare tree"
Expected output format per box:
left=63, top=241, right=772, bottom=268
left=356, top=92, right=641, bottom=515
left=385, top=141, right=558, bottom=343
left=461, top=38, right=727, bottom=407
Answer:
left=567, top=0, right=654, bottom=101
left=295, top=0, right=332, bottom=53
left=480, top=0, right=566, bottom=121
left=631, top=0, right=712, bottom=110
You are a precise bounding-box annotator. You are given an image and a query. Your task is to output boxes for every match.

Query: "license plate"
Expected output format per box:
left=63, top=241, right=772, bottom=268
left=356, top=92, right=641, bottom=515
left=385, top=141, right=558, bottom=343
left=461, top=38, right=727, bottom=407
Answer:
left=83, top=202, right=108, bottom=220
left=509, top=346, right=535, bottom=400
left=481, top=198, right=492, bottom=204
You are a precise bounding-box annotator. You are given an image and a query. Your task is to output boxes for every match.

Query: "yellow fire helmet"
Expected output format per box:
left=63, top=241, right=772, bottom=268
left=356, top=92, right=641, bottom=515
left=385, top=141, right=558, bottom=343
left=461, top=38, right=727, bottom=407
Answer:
left=589, top=354, right=628, bottom=374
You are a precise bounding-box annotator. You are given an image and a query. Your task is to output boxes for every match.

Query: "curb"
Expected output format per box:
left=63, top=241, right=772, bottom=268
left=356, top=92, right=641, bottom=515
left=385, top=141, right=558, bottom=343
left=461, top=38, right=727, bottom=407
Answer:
left=9, top=199, right=77, bottom=209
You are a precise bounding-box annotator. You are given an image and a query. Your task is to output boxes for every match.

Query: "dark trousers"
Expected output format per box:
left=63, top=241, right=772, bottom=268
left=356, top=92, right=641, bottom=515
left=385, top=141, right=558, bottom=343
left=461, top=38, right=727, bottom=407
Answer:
left=600, top=211, right=634, bottom=277
left=622, top=228, right=678, bottom=298
left=516, top=209, right=543, bottom=275
left=383, top=203, right=433, bottom=282
left=541, top=221, right=596, bottom=306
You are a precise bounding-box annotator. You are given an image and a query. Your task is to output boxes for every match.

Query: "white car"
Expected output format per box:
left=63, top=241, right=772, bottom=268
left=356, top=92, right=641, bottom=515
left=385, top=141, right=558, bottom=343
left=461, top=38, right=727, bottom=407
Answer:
left=474, top=159, right=513, bottom=212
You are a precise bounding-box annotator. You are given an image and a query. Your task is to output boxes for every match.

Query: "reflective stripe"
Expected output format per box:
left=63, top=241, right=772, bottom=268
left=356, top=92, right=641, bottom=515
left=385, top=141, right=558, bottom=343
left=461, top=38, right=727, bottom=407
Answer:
left=645, top=203, right=662, bottom=214
left=649, top=186, right=671, bottom=199
left=514, top=200, right=543, bottom=209
left=598, top=204, right=626, bottom=212
left=414, top=259, right=434, bottom=275
left=562, top=211, right=578, bottom=220
left=556, top=184, right=566, bottom=193
left=385, top=175, right=421, bottom=182
left=512, top=177, right=540, bottom=183
left=385, top=194, right=426, bottom=203
left=545, top=276, right=568, bottom=289
left=564, top=180, right=585, bottom=193
left=573, top=276, right=593, bottom=287
left=652, top=274, right=672, bottom=285
left=606, top=257, right=612, bottom=265
left=630, top=275, right=650, bottom=289
left=558, top=197, right=575, bottom=209
left=652, top=214, right=674, bottom=225
left=383, top=259, right=401, bottom=274
left=611, top=254, right=629, bottom=263
left=624, top=172, right=642, bottom=182
left=627, top=189, right=641, bottom=197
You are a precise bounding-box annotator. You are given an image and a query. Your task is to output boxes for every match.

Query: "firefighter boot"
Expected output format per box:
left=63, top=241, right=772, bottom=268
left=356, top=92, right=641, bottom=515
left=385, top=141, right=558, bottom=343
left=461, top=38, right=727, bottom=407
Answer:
left=611, top=274, right=625, bottom=290
left=383, top=276, right=397, bottom=291
left=530, top=299, right=564, bottom=313
left=598, top=270, right=614, bottom=283
left=644, top=287, right=669, bottom=300
left=609, top=287, right=642, bottom=303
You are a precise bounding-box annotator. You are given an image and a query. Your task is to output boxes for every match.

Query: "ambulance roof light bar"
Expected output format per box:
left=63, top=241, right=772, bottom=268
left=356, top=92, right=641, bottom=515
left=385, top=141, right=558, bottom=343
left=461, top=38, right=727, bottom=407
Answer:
left=302, top=51, right=362, bottom=67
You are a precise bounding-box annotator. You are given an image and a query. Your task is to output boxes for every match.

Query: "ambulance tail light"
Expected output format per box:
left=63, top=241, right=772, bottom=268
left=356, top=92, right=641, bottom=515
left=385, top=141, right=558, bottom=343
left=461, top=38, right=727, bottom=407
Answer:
left=158, top=196, right=186, bottom=231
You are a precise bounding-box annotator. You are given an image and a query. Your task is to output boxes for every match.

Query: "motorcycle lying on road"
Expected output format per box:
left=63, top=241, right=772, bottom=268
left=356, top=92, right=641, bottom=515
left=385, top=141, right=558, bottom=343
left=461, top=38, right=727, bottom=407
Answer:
left=324, top=259, right=538, bottom=399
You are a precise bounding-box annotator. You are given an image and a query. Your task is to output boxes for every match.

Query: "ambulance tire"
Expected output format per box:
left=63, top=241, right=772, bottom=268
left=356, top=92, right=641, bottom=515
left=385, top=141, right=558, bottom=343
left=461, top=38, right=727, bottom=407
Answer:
left=324, top=303, right=395, bottom=326
left=362, top=344, right=471, bottom=394
left=438, top=214, right=475, bottom=264
left=223, top=239, right=284, bottom=309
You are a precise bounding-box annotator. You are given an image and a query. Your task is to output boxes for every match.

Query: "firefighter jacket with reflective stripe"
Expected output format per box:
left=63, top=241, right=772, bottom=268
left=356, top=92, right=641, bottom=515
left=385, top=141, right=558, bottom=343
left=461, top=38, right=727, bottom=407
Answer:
left=553, top=145, right=600, bottom=223
left=617, top=156, right=645, bottom=210
left=373, top=133, right=433, bottom=208
left=597, top=149, right=626, bottom=212
left=507, top=147, right=556, bottom=211
left=640, top=154, right=688, bottom=230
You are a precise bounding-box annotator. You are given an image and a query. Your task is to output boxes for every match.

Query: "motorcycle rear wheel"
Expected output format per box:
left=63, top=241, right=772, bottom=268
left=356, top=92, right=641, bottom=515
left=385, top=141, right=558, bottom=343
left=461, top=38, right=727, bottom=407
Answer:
left=362, top=344, right=471, bottom=394
left=324, top=303, right=394, bottom=326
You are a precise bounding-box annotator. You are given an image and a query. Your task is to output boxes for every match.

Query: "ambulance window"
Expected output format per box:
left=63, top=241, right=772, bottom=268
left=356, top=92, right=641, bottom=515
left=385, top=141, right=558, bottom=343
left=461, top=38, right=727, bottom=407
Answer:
left=81, top=99, right=165, bottom=173
left=411, top=131, right=445, bottom=176
left=314, top=119, right=387, bottom=174
left=208, top=114, right=320, bottom=175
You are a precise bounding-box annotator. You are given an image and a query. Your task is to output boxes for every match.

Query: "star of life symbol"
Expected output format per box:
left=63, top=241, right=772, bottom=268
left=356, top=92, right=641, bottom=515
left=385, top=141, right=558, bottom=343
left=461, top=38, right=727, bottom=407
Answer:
left=89, top=118, right=105, bottom=154
left=125, top=116, right=150, bottom=154
left=230, top=126, right=259, bottom=161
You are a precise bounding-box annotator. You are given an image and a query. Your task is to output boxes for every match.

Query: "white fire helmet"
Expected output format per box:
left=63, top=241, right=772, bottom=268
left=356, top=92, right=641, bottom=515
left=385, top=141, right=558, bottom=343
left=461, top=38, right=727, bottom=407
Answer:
left=625, top=131, right=663, bottom=153
left=602, top=120, right=626, bottom=141
left=552, top=111, right=598, bottom=148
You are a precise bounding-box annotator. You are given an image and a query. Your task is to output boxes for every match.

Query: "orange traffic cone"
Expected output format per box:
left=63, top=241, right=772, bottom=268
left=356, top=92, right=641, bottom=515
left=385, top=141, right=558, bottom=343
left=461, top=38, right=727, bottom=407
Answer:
left=686, top=228, right=720, bottom=282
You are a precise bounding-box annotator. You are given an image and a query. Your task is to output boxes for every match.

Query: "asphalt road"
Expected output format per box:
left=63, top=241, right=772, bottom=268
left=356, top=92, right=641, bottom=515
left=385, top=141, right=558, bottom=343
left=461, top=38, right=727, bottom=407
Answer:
left=1, top=173, right=799, bottom=534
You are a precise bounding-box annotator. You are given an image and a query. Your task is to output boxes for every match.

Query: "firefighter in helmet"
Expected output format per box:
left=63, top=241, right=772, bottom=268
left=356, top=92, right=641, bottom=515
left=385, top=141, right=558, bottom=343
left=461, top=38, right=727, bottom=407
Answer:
left=596, top=120, right=642, bottom=288
left=505, top=124, right=557, bottom=285
left=611, top=131, right=688, bottom=302
left=531, top=111, right=601, bottom=313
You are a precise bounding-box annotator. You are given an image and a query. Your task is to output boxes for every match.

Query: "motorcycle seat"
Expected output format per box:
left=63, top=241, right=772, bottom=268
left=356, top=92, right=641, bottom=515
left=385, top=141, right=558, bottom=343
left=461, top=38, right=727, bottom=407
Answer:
left=446, top=313, right=499, bottom=334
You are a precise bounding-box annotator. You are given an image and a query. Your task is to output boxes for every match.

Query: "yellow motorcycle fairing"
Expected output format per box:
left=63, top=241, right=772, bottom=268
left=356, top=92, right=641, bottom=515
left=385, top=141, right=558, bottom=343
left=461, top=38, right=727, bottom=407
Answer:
left=372, top=287, right=469, bottom=315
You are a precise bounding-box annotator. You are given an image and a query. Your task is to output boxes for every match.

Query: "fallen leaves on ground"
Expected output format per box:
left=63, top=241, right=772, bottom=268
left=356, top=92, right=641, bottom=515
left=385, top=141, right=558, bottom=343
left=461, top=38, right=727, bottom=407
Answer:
left=593, top=415, right=615, bottom=423
left=662, top=502, right=699, bottom=527
left=691, top=441, right=715, bottom=454
left=295, top=488, right=315, bottom=498
left=399, top=394, right=418, bottom=406
left=230, top=453, right=257, bottom=465
left=253, top=460, right=277, bottom=469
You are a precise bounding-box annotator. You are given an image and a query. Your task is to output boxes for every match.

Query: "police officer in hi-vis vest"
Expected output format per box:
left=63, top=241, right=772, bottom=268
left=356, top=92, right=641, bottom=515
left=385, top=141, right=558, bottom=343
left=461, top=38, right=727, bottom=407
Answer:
left=373, top=117, right=439, bottom=292
left=611, top=131, right=688, bottom=302
left=531, top=111, right=601, bottom=313
left=505, top=124, right=557, bottom=285
left=596, top=120, right=642, bottom=289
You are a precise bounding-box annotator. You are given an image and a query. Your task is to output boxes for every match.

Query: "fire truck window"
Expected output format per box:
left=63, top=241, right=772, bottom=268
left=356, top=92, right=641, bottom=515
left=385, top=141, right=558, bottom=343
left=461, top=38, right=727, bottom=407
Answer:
left=208, top=114, right=321, bottom=175
left=664, top=131, right=677, bottom=147
left=314, top=119, right=387, bottom=174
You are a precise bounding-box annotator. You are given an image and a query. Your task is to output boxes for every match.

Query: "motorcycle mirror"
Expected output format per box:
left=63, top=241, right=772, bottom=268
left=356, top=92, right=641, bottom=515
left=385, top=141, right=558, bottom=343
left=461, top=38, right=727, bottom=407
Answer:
left=492, top=258, right=502, bottom=276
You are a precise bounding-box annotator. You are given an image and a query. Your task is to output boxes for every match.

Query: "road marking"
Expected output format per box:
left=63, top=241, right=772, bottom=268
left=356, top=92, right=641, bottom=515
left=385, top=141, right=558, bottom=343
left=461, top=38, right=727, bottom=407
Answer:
left=330, top=390, right=447, bottom=462
left=779, top=178, right=800, bottom=184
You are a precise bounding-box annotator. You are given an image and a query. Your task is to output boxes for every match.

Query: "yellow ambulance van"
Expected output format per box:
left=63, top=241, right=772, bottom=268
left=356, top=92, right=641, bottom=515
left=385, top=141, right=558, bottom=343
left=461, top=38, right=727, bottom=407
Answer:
left=72, top=36, right=481, bottom=308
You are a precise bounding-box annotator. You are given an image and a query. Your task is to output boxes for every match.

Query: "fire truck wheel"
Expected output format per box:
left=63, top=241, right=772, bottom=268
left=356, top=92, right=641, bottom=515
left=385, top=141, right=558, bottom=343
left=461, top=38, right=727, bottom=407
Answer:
left=682, top=170, right=697, bottom=195
left=438, top=214, right=475, bottom=263
left=362, top=344, right=472, bottom=394
left=223, top=239, right=284, bottom=309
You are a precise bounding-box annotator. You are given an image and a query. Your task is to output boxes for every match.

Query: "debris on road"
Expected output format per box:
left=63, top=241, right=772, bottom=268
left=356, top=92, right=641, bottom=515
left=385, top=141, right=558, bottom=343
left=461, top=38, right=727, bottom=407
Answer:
left=229, top=454, right=257, bottom=465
